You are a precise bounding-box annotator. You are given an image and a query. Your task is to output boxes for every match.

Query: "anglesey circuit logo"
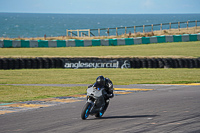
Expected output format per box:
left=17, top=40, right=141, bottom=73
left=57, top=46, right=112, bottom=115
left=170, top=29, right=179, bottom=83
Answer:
left=121, top=60, right=131, bottom=69
left=64, top=60, right=119, bottom=69
left=64, top=59, right=131, bottom=69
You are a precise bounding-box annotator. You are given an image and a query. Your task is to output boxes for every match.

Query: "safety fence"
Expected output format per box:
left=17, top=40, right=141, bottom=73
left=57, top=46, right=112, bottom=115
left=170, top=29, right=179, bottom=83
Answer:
left=0, top=34, right=200, bottom=48
left=0, top=57, right=200, bottom=69
left=67, top=20, right=200, bottom=37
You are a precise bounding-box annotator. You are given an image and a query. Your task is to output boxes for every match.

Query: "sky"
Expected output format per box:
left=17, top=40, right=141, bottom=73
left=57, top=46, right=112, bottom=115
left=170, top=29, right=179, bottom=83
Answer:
left=0, top=0, right=200, bottom=14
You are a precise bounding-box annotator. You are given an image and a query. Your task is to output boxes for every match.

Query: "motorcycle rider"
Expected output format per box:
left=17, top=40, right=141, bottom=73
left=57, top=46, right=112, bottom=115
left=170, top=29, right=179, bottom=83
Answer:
left=81, top=76, right=114, bottom=119
left=89, top=75, right=114, bottom=99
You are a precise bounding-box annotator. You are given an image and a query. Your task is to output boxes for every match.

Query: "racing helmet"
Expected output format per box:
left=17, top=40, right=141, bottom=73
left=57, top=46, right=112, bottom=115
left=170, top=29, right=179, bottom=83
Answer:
left=96, top=75, right=105, bottom=86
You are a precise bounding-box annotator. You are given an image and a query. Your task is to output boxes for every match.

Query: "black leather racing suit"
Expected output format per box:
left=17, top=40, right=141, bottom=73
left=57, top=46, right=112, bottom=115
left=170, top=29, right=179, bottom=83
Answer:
left=103, top=78, right=114, bottom=99
left=89, top=78, right=114, bottom=99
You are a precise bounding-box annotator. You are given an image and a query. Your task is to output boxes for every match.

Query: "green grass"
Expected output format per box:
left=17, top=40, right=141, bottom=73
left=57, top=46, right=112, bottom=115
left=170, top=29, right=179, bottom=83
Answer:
left=0, top=85, right=86, bottom=103
left=1, top=68, right=200, bottom=103
left=0, top=41, right=200, bottom=58
left=1, top=68, right=200, bottom=85
left=1, top=68, right=200, bottom=102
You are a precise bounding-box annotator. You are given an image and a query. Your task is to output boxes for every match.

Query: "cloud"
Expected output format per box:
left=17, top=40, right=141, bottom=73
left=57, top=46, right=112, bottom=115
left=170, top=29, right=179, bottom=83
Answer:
left=142, top=0, right=156, bottom=9
left=182, top=4, right=194, bottom=8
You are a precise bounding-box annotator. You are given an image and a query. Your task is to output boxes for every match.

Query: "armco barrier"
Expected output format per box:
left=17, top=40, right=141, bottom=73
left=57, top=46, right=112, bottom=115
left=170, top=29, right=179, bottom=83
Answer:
left=0, top=57, right=200, bottom=69
left=0, top=34, right=200, bottom=48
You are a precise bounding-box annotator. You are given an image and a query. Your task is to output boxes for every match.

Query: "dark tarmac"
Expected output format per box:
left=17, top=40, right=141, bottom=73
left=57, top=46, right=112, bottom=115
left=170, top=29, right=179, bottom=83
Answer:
left=0, top=84, right=200, bottom=133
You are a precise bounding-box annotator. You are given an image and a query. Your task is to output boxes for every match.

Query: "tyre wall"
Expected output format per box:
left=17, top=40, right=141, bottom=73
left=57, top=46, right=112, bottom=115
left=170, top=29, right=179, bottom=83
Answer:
left=0, top=57, right=200, bottom=69
left=0, top=34, right=200, bottom=48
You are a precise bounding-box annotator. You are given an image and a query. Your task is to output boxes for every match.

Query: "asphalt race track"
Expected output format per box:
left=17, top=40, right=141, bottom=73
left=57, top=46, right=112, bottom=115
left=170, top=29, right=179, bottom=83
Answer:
left=0, top=84, right=200, bottom=133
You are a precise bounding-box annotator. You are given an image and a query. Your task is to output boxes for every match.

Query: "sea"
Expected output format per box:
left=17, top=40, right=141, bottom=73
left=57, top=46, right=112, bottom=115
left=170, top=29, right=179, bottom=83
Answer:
left=1, top=13, right=200, bottom=38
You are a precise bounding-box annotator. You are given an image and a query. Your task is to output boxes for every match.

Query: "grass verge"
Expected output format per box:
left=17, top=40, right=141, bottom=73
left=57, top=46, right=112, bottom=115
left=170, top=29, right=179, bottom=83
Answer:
left=0, top=41, right=200, bottom=58
left=0, top=68, right=200, bottom=103
left=0, top=85, right=86, bottom=103
left=1, top=68, right=200, bottom=85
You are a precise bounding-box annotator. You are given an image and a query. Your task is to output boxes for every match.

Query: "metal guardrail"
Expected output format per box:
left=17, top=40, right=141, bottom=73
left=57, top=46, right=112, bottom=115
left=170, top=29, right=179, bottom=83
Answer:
left=66, top=20, right=200, bottom=37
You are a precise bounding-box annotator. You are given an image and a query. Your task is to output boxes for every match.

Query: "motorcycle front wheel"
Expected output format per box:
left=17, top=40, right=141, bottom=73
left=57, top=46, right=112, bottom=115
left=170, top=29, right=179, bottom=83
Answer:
left=81, top=102, right=92, bottom=120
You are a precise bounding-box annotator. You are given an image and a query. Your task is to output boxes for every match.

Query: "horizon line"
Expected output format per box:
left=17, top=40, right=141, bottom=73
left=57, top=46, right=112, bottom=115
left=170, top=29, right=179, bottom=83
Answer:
left=1, top=12, right=200, bottom=15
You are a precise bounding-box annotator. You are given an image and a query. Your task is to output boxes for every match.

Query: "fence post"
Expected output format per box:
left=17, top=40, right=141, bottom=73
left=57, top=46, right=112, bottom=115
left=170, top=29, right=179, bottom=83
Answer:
left=151, top=24, right=153, bottom=32
left=178, top=22, right=180, bottom=31
left=160, top=23, right=162, bottom=32
left=107, top=28, right=109, bottom=36
left=98, top=29, right=100, bottom=36
left=196, top=20, right=197, bottom=29
left=134, top=26, right=136, bottom=33
left=169, top=22, right=171, bottom=31
left=143, top=25, right=145, bottom=33
left=116, top=27, right=118, bottom=36
left=88, top=29, right=90, bottom=37
left=187, top=21, right=189, bottom=30
left=77, top=30, right=79, bottom=37
left=125, top=27, right=127, bottom=35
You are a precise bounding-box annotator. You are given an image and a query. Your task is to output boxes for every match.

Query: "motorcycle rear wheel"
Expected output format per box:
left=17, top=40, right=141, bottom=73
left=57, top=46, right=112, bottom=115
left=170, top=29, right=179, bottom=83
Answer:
left=81, top=102, right=92, bottom=120
left=95, top=102, right=109, bottom=118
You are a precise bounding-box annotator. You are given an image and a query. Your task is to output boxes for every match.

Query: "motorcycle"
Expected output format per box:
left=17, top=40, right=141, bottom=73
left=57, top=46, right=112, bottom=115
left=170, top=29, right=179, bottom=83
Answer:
left=81, top=85, right=110, bottom=120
